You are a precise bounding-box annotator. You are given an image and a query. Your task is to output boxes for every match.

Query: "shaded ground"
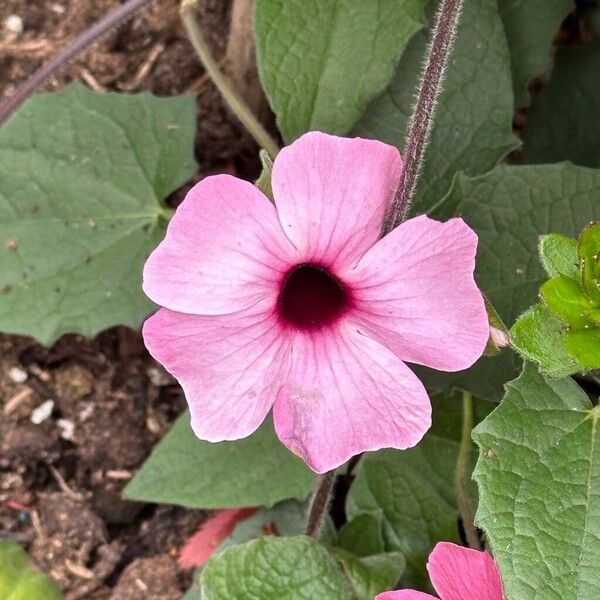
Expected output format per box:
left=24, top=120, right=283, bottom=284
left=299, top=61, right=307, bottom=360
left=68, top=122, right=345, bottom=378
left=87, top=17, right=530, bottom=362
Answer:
left=0, top=0, right=270, bottom=597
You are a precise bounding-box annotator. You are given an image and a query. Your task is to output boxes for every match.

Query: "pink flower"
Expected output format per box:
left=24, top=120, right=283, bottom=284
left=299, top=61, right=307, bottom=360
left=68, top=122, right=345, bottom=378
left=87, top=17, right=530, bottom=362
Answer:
left=142, top=132, right=488, bottom=473
left=376, top=542, right=504, bottom=600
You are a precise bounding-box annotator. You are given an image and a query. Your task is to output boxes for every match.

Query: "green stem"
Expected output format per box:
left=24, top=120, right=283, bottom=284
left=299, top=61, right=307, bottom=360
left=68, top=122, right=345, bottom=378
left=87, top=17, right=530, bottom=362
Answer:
left=179, top=0, right=280, bottom=159
left=455, top=391, right=480, bottom=549
left=305, top=471, right=336, bottom=537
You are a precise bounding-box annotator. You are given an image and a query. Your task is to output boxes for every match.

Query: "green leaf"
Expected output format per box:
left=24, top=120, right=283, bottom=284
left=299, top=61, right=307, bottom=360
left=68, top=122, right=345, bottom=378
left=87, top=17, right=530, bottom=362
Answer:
left=578, top=222, right=600, bottom=304
left=522, top=40, right=600, bottom=167
left=0, top=83, right=197, bottom=344
left=473, top=363, right=600, bottom=600
left=354, top=0, right=518, bottom=214
left=200, top=536, right=354, bottom=599
left=540, top=275, right=596, bottom=328
left=345, top=394, right=493, bottom=588
left=215, top=500, right=335, bottom=555
left=255, top=149, right=274, bottom=201
left=539, top=233, right=579, bottom=279
left=565, top=327, right=600, bottom=368
left=254, top=0, right=424, bottom=142
left=429, top=163, right=600, bottom=400
left=510, top=303, right=578, bottom=377
left=498, top=0, right=573, bottom=107
left=0, top=538, right=61, bottom=600
left=332, top=549, right=405, bottom=600
left=337, top=512, right=386, bottom=558
left=124, top=414, right=316, bottom=509
left=183, top=499, right=337, bottom=599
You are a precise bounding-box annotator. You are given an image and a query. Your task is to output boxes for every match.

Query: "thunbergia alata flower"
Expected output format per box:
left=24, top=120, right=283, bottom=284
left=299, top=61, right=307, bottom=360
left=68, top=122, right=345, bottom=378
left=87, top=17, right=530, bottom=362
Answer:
left=375, top=542, right=505, bottom=600
left=142, top=132, right=488, bottom=473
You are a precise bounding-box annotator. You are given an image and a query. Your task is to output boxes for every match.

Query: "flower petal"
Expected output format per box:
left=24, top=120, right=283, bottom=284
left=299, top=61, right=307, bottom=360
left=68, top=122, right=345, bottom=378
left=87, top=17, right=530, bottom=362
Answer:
left=375, top=592, right=438, bottom=600
left=271, top=131, right=402, bottom=270
left=143, top=305, right=289, bottom=440
left=143, top=174, right=295, bottom=315
left=178, top=507, right=257, bottom=568
left=272, top=324, right=431, bottom=473
left=346, top=215, right=488, bottom=371
left=427, top=542, right=504, bottom=600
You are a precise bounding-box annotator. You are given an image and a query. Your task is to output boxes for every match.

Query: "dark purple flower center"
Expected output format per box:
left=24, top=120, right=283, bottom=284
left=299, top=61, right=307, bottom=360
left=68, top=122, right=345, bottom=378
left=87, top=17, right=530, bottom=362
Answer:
left=277, top=263, right=350, bottom=330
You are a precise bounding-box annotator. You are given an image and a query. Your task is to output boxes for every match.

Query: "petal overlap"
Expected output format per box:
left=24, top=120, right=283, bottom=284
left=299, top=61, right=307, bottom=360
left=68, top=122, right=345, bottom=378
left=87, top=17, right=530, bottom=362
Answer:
left=143, top=174, right=296, bottom=315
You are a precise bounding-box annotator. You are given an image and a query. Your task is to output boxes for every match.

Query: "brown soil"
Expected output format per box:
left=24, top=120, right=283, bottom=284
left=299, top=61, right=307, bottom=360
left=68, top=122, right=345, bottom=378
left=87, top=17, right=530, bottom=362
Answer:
left=0, top=0, right=273, bottom=597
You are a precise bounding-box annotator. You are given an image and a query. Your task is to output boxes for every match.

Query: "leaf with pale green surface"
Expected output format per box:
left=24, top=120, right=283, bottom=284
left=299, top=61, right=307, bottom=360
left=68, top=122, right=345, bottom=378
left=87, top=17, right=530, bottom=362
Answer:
left=0, top=83, right=197, bottom=344
left=565, top=328, right=600, bottom=367
left=539, top=233, right=579, bottom=280
left=354, top=0, right=518, bottom=214
left=540, top=275, right=596, bottom=328
left=254, top=0, right=424, bottom=142
left=522, top=40, right=600, bottom=167
left=345, top=395, right=492, bottom=589
left=200, top=536, right=353, bottom=600
left=124, top=414, right=316, bottom=509
left=255, top=149, right=274, bottom=201
left=510, top=303, right=578, bottom=378
left=578, top=222, right=600, bottom=303
left=498, top=0, right=573, bottom=107
left=473, top=363, right=600, bottom=600
left=425, top=163, right=600, bottom=400
left=0, top=538, right=61, bottom=600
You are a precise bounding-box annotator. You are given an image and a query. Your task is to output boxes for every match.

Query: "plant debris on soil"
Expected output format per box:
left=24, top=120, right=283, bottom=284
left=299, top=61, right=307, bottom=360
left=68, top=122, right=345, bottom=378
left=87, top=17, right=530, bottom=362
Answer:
left=0, top=0, right=272, bottom=597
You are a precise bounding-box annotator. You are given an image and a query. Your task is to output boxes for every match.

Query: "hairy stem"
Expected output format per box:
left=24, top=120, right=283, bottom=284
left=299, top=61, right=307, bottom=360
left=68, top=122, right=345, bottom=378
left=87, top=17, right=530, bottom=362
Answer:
left=305, top=471, right=336, bottom=537
left=382, top=0, right=464, bottom=233
left=0, top=0, right=154, bottom=126
left=180, top=0, right=279, bottom=158
left=455, top=391, right=480, bottom=549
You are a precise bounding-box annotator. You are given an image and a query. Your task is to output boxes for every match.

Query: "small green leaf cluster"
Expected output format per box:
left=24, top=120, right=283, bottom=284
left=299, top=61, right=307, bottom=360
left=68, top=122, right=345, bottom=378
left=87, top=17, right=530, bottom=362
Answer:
left=511, top=223, right=600, bottom=375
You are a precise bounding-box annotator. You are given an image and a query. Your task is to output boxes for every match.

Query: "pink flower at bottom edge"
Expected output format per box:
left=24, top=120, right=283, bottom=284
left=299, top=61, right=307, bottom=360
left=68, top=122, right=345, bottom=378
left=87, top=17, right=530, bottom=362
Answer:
left=375, top=542, right=505, bottom=600
left=142, top=131, right=489, bottom=473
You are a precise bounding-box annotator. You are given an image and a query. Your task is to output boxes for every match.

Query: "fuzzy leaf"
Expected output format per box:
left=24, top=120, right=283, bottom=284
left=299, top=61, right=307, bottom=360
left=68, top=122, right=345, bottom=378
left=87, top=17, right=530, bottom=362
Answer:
left=540, top=275, right=596, bottom=328
left=254, top=0, right=424, bottom=142
left=498, top=0, right=573, bottom=107
left=510, top=303, right=578, bottom=377
left=354, top=0, right=518, bottom=214
left=0, top=83, right=197, bottom=344
left=255, top=149, right=274, bottom=201
left=578, top=222, right=600, bottom=304
left=0, top=538, right=61, bottom=600
left=200, top=536, right=354, bottom=599
left=539, top=233, right=579, bottom=279
left=565, top=328, right=600, bottom=368
left=473, top=363, right=600, bottom=600
left=124, top=414, right=316, bottom=509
